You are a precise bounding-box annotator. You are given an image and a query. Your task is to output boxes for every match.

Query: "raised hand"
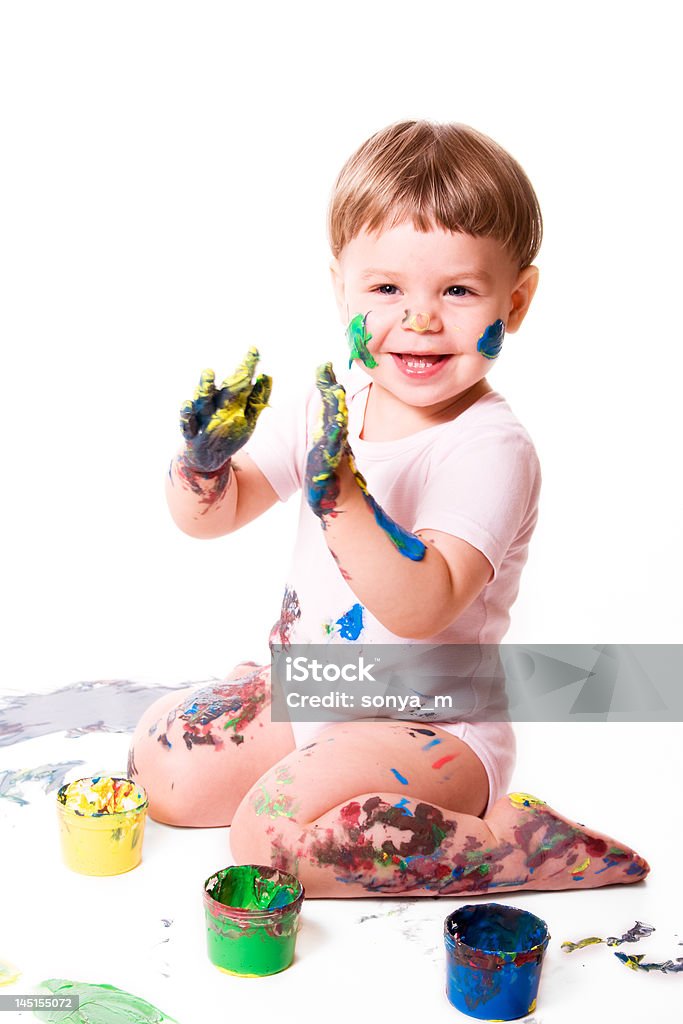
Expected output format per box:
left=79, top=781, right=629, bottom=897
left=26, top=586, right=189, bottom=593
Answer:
left=305, top=363, right=426, bottom=561
left=179, top=348, right=272, bottom=473
left=305, top=363, right=349, bottom=519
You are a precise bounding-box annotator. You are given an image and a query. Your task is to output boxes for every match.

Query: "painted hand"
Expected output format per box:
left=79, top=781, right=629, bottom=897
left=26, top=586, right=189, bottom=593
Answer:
left=305, top=364, right=426, bottom=561
left=305, top=363, right=349, bottom=519
left=179, top=348, right=272, bottom=473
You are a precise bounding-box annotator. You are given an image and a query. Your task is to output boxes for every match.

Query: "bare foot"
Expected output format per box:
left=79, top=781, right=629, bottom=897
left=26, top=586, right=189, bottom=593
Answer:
left=480, top=792, right=650, bottom=893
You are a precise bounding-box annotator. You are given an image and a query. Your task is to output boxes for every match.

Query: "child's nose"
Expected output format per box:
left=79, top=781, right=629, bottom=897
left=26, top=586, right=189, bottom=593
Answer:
left=401, top=309, right=442, bottom=333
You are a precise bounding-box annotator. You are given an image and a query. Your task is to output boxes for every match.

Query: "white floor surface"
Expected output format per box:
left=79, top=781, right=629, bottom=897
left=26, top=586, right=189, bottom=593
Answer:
left=1, top=687, right=681, bottom=1024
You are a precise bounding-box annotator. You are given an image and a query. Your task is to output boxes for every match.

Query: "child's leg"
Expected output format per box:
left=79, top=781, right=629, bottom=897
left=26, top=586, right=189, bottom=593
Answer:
left=128, top=663, right=295, bottom=827
left=230, top=721, right=650, bottom=897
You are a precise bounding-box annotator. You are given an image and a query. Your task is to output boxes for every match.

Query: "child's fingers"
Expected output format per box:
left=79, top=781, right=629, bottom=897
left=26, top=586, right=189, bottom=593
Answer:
left=315, top=362, right=337, bottom=391
left=179, top=399, right=199, bottom=440
left=311, top=363, right=347, bottom=459
left=245, top=374, right=273, bottom=429
left=321, top=382, right=348, bottom=435
left=218, top=347, right=261, bottom=400
left=194, top=368, right=216, bottom=401
left=315, top=364, right=347, bottom=418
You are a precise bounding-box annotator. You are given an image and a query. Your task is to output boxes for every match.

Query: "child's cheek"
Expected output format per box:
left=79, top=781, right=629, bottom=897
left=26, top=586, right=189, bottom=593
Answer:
left=358, top=307, right=404, bottom=353
left=346, top=307, right=396, bottom=368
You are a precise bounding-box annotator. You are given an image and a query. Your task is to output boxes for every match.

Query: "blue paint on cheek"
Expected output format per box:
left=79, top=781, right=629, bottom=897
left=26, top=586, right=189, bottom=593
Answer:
left=476, top=319, right=505, bottom=360
left=390, top=768, right=409, bottom=785
left=335, top=603, right=364, bottom=641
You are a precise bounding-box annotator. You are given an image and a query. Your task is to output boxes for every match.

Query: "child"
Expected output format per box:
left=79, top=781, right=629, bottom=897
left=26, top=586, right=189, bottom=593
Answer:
left=129, top=120, right=649, bottom=897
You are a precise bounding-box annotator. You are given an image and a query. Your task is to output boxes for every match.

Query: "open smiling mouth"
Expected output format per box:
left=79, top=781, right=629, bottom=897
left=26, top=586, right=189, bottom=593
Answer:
left=391, top=353, right=451, bottom=377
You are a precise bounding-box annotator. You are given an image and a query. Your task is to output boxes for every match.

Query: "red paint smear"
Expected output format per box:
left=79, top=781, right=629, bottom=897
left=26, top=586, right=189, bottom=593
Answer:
left=340, top=801, right=361, bottom=827
left=431, top=753, right=459, bottom=770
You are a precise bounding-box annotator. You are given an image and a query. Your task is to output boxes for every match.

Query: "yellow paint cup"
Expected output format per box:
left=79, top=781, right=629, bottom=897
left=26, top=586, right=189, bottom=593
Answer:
left=56, top=776, right=148, bottom=876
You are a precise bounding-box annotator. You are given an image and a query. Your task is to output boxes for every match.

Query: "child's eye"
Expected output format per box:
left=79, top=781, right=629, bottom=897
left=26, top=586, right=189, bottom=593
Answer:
left=374, top=284, right=399, bottom=295
left=446, top=285, right=472, bottom=297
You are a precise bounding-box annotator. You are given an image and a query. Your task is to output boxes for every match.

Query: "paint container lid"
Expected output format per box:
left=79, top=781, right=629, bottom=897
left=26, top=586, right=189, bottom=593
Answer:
left=444, top=903, right=550, bottom=969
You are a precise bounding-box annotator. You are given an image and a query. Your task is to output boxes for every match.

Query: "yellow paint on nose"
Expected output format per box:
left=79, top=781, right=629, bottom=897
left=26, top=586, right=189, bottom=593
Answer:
left=403, top=311, right=431, bottom=332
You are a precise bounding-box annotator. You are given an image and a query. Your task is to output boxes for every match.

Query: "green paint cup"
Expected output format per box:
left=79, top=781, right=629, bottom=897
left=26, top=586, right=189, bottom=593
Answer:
left=203, top=865, right=305, bottom=977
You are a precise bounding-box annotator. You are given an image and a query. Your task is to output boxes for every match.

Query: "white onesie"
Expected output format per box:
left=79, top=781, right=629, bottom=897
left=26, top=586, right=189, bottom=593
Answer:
left=242, top=364, right=542, bottom=813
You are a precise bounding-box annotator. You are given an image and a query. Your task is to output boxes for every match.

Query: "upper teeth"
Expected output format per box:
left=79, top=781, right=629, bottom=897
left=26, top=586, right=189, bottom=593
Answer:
left=401, top=355, right=439, bottom=368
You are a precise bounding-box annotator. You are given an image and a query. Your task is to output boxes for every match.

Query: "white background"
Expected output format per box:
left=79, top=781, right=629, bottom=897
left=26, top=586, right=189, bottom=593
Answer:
left=0, top=6, right=681, bottom=1023
left=2, top=1, right=681, bottom=689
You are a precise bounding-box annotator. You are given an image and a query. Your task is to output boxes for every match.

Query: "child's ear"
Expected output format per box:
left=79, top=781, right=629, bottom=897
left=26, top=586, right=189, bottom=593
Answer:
left=506, top=265, right=540, bottom=333
left=329, top=258, right=346, bottom=322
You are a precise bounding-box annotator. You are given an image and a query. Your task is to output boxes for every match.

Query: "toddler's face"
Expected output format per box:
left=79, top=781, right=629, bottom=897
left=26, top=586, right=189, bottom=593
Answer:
left=330, top=222, right=538, bottom=414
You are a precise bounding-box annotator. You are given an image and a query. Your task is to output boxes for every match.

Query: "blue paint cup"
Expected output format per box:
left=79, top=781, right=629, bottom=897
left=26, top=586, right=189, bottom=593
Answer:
left=444, top=903, right=550, bottom=1020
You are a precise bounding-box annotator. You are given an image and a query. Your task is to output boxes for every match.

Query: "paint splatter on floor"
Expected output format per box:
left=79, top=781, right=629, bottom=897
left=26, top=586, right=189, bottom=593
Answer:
left=615, top=953, right=683, bottom=974
left=0, top=960, right=20, bottom=986
left=153, top=919, right=173, bottom=979
left=0, top=761, right=86, bottom=806
left=561, top=935, right=603, bottom=953
left=358, top=904, right=412, bottom=924
left=562, top=920, right=655, bottom=952
left=0, top=680, right=190, bottom=747
left=34, top=978, right=178, bottom=1022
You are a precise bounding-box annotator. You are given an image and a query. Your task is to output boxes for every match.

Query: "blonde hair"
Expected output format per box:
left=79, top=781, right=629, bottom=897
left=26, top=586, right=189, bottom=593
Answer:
left=328, top=120, right=542, bottom=271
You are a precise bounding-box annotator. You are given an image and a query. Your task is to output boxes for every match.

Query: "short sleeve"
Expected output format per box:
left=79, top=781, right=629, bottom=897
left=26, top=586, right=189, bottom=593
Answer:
left=412, top=430, right=541, bottom=582
left=240, top=385, right=312, bottom=502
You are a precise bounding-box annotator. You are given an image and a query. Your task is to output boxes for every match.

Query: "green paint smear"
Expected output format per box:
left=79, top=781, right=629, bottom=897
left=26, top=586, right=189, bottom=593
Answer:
left=207, top=865, right=299, bottom=912
left=34, top=979, right=177, bottom=1023
left=346, top=313, right=378, bottom=369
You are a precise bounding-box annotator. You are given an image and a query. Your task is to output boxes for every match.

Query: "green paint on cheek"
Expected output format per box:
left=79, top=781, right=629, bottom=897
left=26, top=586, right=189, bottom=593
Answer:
left=346, top=313, right=378, bottom=369
left=35, top=979, right=178, bottom=1022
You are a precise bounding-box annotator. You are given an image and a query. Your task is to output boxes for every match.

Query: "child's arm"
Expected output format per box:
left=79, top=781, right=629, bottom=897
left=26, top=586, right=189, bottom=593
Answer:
left=166, top=349, right=278, bottom=539
left=318, top=466, right=493, bottom=639
left=306, top=365, right=494, bottom=638
left=166, top=452, right=278, bottom=539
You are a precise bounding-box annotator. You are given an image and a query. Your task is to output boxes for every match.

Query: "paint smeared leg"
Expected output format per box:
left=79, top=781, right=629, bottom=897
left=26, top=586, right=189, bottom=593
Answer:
left=231, top=788, right=649, bottom=898
left=128, top=664, right=295, bottom=827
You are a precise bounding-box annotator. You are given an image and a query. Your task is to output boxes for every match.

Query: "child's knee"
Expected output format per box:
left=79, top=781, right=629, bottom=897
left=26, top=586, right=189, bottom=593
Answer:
left=230, top=789, right=293, bottom=867
left=127, top=687, right=196, bottom=824
left=127, top=672, right=296, bottom=827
